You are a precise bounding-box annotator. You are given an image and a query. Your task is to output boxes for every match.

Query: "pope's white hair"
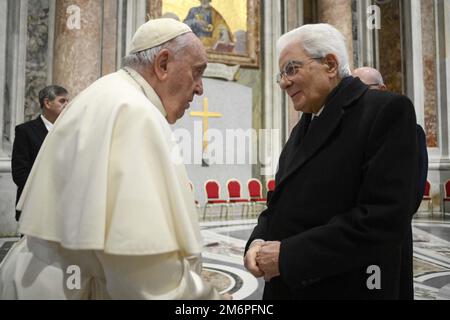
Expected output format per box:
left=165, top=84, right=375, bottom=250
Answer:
left=277, top=23, right=351, bottom=78
left=122, top=32, right=192, bottom=68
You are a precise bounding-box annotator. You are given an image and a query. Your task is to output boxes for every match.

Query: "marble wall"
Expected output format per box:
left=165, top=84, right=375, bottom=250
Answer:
left=0, top=172, right=16, bottom=237
left=2, top=0, right=25, bottom=153
left=421, top=0, right=438, bottom=148
left=24, top=0, right=50, bottom=121
left=53, top=0, right=102, bottom=97
left=0, top=1, right=6, bottom=158
left=303, top=0, right=317, bottom=25
left=0, top=0, right=27, bottom=236
left=102, top=0, right=118, bottom=76
left=350, top=0, right=360, bottom=68
left=378, top=0, right=403, bottom=95
left=147, top=0, right=162, bottom=19
left=317, top=0, right=354, bottom=69
left=286, top=0, right=303, bottom=136
left=238, top=68, right=264, bottom=179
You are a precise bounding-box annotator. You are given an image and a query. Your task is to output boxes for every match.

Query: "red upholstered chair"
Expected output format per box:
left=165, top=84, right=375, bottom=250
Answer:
left=443, top=180, right=450, bottom=214
left=267, top=179, right=275, bottom=192
left=248, top=179, right=266, bottom=202
left=422, top=180, right=433, bottom=216
left=226, top=179, right=250, bottom=217
left=247, top=178, right=267, bottom=216
left=204, top=180, right=228, bottom=220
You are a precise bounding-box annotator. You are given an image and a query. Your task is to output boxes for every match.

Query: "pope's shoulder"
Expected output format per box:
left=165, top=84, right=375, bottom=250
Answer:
left=71, top=71, right=157, bottom=113
left=89, top=71, right=147, bottom=102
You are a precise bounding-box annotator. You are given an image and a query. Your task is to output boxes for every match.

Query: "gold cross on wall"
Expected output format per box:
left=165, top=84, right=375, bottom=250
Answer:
left=190, top=97, right=222, bottom=152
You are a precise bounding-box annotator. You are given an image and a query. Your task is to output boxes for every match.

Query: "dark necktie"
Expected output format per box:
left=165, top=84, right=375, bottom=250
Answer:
left=295, top=114, right=317, bottom=145
left=308, top=116, right=317, bottom=133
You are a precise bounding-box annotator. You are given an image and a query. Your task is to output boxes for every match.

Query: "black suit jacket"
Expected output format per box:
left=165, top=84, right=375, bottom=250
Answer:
left=246, top=77, right=419, bottom=299
left=11, top=116, right=48, bottom=221
left=398, top=125, right=428, bottom=300
left=416, top=125, right=428, bottom=209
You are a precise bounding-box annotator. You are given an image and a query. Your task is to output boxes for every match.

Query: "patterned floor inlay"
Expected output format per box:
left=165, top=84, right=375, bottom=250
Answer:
left=1, top=217, right=450, bottom=299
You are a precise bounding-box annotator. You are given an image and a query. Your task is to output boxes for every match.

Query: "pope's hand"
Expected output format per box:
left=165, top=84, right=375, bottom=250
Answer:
left=255, top=241, right=281, bottom=282
left=244, top=240, right=265, bottom=278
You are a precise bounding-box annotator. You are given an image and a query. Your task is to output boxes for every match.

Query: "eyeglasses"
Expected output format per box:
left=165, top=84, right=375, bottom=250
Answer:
left=276, top=58, right=322, bottom=84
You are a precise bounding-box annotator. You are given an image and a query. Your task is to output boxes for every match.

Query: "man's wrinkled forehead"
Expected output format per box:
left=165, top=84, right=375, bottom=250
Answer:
left=279, top=42, right=307, bottom=69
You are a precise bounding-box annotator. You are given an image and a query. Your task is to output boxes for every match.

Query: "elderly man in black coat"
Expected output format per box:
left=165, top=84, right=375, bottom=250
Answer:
left=244, top=24, right=418, bottom=299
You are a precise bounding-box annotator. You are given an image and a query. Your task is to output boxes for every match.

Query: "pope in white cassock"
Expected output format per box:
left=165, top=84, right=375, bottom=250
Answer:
left=0, top=18, right=222, bottom=300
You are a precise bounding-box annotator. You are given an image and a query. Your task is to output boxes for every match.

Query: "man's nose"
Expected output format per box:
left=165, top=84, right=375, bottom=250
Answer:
left=279, top=77, right=292, bottom=90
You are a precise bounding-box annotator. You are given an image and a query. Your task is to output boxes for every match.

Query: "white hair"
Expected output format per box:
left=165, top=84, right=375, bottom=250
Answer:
left=277, top=23, right=351, bottom=78
left=122, top=32, right=193, bottom=68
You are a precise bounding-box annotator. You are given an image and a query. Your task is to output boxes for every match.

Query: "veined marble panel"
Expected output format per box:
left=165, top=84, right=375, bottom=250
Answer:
left=53, top=0, right=102, bottom=97
left=25, top=0, right=50, bottom=121
left=317, top=0, right=354, bottom=69
left=378, top=0, right=403, bottom=95
left=421, top=0, right=439, bottom=148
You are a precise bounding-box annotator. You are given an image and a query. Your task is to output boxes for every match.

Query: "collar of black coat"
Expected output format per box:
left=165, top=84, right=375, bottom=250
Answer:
left=296, top=76, right=367, bottom=129
left=272, top=76, right=369, bottom=200
left=32, top=115, right=49, bottom=134
left=324, top=76, right=368, bottom=111
left=295, top=76, right=368, bottom=142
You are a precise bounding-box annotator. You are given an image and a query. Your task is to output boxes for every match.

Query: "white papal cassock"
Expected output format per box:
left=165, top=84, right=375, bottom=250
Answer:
left=0, top=67, right=220, bottom=300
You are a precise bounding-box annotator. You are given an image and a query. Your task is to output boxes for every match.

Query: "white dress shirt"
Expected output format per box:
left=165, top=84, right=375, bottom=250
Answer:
left=40, top=115, right=53, bottom=131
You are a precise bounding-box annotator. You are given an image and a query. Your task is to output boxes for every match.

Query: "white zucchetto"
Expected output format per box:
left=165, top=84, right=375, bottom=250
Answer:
left=129, top=18, right=192, bottom=54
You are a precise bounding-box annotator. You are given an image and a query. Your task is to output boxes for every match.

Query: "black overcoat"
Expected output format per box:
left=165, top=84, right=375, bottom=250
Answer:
left=246, top=77, right=419, bottom=299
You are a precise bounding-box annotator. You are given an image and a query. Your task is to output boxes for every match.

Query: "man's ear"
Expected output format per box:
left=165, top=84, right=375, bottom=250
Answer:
left=153, top=49, right=170, bottom=81
left=324, top=53, right=339, bottom=77
left=43, top=98, right=51, bottom=110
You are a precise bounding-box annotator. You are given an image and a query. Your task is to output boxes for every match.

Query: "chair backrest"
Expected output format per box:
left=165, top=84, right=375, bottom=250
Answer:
left=248, top=179, right=263, bottom=199
left=205, top=180, right=221, bottom=200
left=227, top=179, right=242, bottom=199
left=445, top=180, right=450, bottom=198
left=267, top=179, right=275, bottom=192
left=424, top=180, right=431, bottom=197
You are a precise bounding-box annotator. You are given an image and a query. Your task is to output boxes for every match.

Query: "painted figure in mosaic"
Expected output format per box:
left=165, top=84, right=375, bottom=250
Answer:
left=183, top=0, right=233, bottom=49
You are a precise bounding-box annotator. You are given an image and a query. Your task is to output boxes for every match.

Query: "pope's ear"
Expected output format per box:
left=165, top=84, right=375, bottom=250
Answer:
left=153, top=49, right=170, bottom=80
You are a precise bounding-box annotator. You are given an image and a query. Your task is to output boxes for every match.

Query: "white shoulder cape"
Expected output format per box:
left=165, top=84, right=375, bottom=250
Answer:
left=17, top=70, right=202, bottom=256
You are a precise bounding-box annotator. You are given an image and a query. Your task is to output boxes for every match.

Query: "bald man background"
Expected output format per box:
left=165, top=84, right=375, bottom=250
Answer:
left=353, top=66, right=428, bottom=207
left=353, top=66, right=428, bottom=300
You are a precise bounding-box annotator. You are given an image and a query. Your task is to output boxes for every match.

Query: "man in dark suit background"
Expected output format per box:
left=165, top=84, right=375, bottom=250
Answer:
left=12, top=85, right=68, bottom=221
left=353, top=66, right=428, bottom=299
left=352, top=66, right=429, bottom=207
left=244, top=24, right=419, bottom=299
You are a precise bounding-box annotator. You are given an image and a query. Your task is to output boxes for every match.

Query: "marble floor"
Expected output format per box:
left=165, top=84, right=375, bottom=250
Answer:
left=200, top=216, right=450, bottom=300
left=1, top=207, right=450, bottom=300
